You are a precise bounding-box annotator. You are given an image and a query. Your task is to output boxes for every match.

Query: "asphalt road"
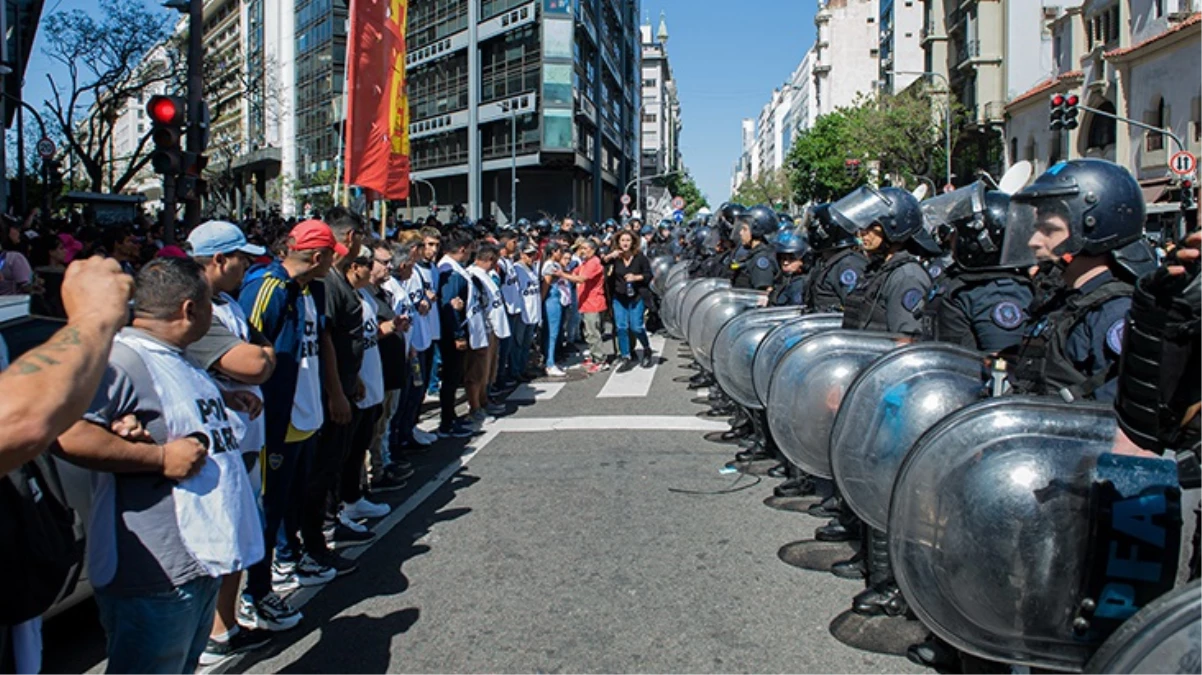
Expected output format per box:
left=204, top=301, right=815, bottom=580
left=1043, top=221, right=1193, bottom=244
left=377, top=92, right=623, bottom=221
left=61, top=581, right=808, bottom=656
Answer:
left=41, top=337, right=926, bottom=674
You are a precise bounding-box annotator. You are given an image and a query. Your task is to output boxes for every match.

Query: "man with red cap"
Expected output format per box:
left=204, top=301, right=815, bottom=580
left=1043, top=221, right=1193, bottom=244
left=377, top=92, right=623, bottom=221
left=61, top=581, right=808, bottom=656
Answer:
left=235, top=219, right=346, bottom=632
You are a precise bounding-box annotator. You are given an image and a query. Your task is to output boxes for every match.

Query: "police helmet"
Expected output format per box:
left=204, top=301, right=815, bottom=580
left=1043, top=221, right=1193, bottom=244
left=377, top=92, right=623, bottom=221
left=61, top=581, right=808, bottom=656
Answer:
left=1001, top=158, right=1145, bottom=267
left=806, top=203, right=859, bottom=252
left=830, top=185, right=927, bottom=245
left=773, top=228, right=809, bottom=256
left=516, top=217, right=531, bottom=231
left=535, top=218, right=552, bottom=235
left=952, top=190, right=1011, bottom=269
left=719, top=202, right=747, bottom=227
left=735, top=204, right=778, bottom=240
left=691, top=226, right=713, bottom=251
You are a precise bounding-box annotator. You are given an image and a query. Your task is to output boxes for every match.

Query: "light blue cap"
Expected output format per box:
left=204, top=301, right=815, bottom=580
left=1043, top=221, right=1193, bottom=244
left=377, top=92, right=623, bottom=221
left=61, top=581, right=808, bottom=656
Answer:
left=187, top=220, right=266, bottom=257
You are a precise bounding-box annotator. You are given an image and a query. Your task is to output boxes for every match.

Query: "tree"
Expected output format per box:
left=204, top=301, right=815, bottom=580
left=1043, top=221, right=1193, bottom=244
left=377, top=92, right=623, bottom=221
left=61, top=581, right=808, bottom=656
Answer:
left=40, top=0, right=177, bottom=194
left=659, top=170, right=708, bottom=217
left=732, top=168, right=793, bottom=208
left=847, top=89, right=965, bottom=190
left=785, top=108, right=871, bottom=204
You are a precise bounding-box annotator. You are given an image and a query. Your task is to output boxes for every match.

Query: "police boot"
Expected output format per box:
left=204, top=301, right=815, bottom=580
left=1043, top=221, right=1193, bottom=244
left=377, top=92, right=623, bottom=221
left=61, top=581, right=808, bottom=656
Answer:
left=852, top=527, right=909, bottom=617
left=735, top=441, right=772, bottom=463
left=905, top=634, right=959, bottom=670
left=773, top=474, right=816, bottom=498
left=706, top=387, right=727, bottom=403
left=719, top=424, right=753, bottom=442
left=687, top=373, right=714, bottom=390
left=830, top=547, right=867, bottom=579
left=767, top=463, right=789, bottom=478
left=704, top=402, right=736, bottom=417
left=807, top=493, right=843, bottom=519
left=814, top=518, right=857, bottom=542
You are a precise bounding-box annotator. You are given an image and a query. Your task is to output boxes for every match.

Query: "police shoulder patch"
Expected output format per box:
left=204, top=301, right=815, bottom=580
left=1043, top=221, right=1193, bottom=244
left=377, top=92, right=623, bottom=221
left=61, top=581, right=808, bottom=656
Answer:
left=756, top=256, right=770, bottom=269
left=1106, top=319, right=1125, bottom=354
left=927, top=263, right=943, bottom=279
left=991, top=301, right=1024, bottom=329
left=839, top=268, right=858, bottom=288
left=901, top=288, right=923, bottom=311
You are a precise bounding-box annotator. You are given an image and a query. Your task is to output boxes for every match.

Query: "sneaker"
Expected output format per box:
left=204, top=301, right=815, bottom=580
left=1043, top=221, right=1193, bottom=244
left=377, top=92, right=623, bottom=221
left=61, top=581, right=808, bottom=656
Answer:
left=343, top=497, right=390, bottom=520
left=294, top=554, right=337, bottom=585
left=546, top=365, right=567, bottom=377
left=238, top=593, right=302, bottom=632
left=312, top=551, right=359, bottom=577
left=328, top=522, right=376, bottom=548
left=338, top=510, right=368, bottom=533
left=485, top=402, right=507, bottom=416
left=437, top=424, right=474, bottom=439
left=369, top=467, right=412, bottom=493
left=616, top=357, right=636, bottom=373
left=413, top=428, right=438, bottom=445
left=199, top=626, right=273, bottom=666
left=470, top=409, right=488, bottom=424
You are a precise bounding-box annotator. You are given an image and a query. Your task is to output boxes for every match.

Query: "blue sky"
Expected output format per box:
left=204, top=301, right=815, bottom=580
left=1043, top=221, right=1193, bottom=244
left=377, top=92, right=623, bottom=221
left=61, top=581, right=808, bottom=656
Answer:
left=23, top=0, right=816, bottom=204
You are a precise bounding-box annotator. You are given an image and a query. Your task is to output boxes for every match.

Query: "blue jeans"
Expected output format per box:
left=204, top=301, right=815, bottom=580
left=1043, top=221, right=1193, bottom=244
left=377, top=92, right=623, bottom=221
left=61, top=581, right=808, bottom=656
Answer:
left=245, top=434, right=315, bottom=602
left=544, top=297, right=563, bottom=368
left=613, top=298, right=651, bottom=358
left=391, top=347, right=430, bottom=448
left=96, top=575, right=221, bottom=674
left=427, top=342, right=442, bottom=395
left=495, top=314, right=518, bottom=384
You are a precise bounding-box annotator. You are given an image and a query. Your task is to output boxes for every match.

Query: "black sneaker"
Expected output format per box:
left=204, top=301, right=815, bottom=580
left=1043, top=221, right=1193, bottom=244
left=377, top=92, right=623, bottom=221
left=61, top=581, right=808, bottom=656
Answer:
left=312, top=551, right=359, bottom=577
left=198, top=627, right=273, bottom=666
left=330, top=522, right=376, bottom=548
left=369, top=467, right=411, bottom=493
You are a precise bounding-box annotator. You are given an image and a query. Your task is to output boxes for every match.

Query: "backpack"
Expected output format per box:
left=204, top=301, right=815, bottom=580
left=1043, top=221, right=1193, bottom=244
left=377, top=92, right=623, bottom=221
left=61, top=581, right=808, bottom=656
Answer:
left=0, top=453, right=85, bottom=624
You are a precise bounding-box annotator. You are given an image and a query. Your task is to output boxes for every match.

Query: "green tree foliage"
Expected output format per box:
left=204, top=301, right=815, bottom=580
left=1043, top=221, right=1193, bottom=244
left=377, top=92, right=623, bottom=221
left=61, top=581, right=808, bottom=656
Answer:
left=659, top=170, right=708, bottom=217
left=731, top=168, right=793, bottom=208
left=785, top=108, right=870, bottom=205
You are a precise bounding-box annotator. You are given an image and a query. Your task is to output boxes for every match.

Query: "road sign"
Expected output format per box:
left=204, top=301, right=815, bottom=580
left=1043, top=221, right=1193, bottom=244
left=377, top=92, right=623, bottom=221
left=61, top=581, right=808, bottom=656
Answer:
left=673, top=210, right=684, bottom=223
left=619, top=194, right=631, bottom=205
left=36, top=137, right=56, bottom=159
left=1169, top=151, right=1197, bottom=176
left=671, top=196, right=685, bottom=210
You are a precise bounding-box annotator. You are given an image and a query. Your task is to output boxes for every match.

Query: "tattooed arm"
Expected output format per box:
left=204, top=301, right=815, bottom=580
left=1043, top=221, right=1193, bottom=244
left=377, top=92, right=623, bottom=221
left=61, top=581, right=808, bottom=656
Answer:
left=0, top=257, right=133, bottom=473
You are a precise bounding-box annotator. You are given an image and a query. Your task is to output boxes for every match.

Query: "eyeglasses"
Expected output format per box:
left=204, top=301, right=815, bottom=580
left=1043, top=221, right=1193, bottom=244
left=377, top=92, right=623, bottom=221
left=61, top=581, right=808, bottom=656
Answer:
left=373, top=257, right=395, bottom=269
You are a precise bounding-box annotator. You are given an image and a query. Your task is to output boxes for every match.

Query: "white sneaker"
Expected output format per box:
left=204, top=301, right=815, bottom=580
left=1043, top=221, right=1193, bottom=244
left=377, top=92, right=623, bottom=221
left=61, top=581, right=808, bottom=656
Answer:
left=238, top=592, right=302, bottom=632
left=412, top=428, right=437, bottom=446
left=278, top=554, right=335, bottom=587
left=546, top=365, right=567, bottom=377
left=343, top=497, right=390, bottom=520
left=338, top=510, right=368, bottom=533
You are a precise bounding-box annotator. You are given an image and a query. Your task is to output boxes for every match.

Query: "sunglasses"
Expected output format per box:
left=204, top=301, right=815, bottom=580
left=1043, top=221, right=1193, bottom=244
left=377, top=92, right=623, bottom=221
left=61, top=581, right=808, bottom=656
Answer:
left=374, top=257, right=395, bottom=269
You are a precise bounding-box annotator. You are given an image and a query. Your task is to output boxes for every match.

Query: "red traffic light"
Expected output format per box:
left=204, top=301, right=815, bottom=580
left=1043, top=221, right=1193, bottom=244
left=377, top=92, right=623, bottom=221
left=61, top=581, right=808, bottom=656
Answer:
left=1051, top=94, right=1065, bottom=107
left=147, top=95, right=186, bottom=126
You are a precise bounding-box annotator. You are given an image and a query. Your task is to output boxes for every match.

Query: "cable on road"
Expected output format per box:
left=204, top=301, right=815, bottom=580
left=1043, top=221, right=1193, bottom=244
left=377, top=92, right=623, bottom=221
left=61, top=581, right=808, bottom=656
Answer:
left=667, top=470, right=762, bottom=495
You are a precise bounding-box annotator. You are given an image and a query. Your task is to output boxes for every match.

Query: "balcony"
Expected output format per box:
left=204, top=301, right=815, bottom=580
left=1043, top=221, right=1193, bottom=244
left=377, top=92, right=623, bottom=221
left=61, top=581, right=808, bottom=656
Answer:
left=955, top=39, right=980, bottom=68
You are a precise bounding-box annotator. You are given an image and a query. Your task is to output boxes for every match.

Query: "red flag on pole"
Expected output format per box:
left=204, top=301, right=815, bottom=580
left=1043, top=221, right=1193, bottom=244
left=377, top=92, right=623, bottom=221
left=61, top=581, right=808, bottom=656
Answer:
left=344, top=0, right=410, bottom=199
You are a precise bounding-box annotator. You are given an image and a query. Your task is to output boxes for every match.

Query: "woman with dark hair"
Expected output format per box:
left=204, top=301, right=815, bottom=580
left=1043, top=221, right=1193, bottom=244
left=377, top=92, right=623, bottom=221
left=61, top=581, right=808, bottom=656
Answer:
left=540, top=241, right=571, bottom=377
left=604, top=229, right=654, bottom=371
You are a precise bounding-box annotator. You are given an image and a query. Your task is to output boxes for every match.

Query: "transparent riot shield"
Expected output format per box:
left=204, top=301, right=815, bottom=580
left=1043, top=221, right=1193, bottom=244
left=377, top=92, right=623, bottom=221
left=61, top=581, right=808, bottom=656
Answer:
left=890, top=398, right=1184, bottom=671
left=830, top=343, right=987, bottom=530
left=690, top=290, right=766, bottom=372
left=766, top=330, right=904, bottom=477
left=712, top=307, right=807, bottom=409
left=678, top=279, right=730, bottom=346
left=750, top=314, right=844, bottom=408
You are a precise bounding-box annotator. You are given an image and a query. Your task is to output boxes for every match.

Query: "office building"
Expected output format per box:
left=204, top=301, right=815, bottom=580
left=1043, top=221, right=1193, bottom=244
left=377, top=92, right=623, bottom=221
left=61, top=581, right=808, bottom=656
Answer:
left=640, top=13, right=683, bottom=189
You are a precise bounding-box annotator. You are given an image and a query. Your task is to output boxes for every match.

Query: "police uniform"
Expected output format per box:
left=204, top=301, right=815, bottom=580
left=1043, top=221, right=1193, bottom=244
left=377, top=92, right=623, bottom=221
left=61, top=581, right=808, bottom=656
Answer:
left=921, top=270, right=1034, bottom=354
left=731, top=242, right=779, bottom=290
left=842, top=251, right=932, bottom=336
left=804, top=249, right=869, bottom=312
left=1010, top=269, right=1132, bottom=402
left=769, top=272, right=808, bottom=307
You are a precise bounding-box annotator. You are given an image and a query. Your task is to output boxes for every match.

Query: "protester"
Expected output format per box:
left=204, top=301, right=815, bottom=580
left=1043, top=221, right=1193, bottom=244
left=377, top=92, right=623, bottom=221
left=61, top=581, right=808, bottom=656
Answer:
left=56, top=257, right=262, bottom=674
left=368, top=240, right=418, bottom=492
left=494, top=231, right=523, bottom=388
left=605, top=230, right=655, bottom=371
left=511, top=240, right=543, bottom=381
left=435, top=230, right=476, bottom=438
left=464, top=244, right=509, bottom=427
left=564, top=237, right=608, bottom=373
left=540, top=242, right=572, bottom=377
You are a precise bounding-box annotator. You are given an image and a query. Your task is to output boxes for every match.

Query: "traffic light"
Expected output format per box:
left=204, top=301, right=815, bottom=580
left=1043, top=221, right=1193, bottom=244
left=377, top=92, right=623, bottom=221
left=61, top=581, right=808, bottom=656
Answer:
left=146, top=95, right=186, bottom=174
left=1050, top=93, right=1080, bottom=131
left=45, top=158, right=63, bottom=194
left=1182, top=178, right=1196, bottom=211
left=844, top=159, right=861, bottom=179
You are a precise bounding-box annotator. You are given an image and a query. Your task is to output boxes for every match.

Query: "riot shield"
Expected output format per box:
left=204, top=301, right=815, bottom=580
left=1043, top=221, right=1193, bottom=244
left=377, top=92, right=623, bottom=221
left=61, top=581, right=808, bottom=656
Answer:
left=831, top=343, right=987, bottom=530
left=661, top=281, right=686, bottom=337
left=1085, top=579, right=1200, bottom=674
left=750, top=314, right=844, bottom=408
left=766, top=331, right=903, bottom=477
left=677, top=279, right=731, bottom=346
left=649, top=255, right=676, bottom=296
left=689, top=290, right=766, bottom=372
left=712, top=307, right=808, bottom=409
left=890, top=398, right=1184, bottom=671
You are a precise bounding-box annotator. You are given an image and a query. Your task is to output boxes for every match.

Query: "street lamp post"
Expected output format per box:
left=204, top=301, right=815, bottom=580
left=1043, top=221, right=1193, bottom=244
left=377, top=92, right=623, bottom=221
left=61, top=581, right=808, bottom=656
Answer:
left=500, top=101, right=518, bottom=224
left=623, top=169, right=682, bottom=219
left=410, top=176, right=437, bottom=218
left=892, top=70, right=952, bottom=190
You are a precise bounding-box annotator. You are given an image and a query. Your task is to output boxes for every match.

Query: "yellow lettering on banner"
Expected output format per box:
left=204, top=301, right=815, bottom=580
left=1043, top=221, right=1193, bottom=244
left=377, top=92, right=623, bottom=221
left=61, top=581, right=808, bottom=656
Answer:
left=389, top=0, right=410, bottom=157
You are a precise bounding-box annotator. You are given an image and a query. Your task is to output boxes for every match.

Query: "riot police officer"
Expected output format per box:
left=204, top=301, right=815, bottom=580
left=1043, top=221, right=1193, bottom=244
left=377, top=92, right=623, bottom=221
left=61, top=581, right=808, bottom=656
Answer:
left=921, top=186, right=1034, bottom=354
left=731, top=205, right=781, bottom=291
left=803, top=204, right=869, bottom=312
left=832, top=186, right=934, bottom=336
left=1001, top=158, right=1157, bottom=402
left=767, top=228, right=808, bottom=307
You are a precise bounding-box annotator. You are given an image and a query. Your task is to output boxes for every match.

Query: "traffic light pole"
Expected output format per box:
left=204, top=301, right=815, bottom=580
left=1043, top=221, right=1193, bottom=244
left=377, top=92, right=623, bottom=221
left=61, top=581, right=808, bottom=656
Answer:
left=180, top=0, right=205, bottom=242
left=1077, top=103, right=1187, bottom=155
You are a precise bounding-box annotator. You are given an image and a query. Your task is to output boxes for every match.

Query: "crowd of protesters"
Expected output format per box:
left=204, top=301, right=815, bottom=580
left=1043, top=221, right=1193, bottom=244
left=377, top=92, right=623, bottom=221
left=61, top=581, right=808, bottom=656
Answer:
left=0, top=204, right=669, bottom=673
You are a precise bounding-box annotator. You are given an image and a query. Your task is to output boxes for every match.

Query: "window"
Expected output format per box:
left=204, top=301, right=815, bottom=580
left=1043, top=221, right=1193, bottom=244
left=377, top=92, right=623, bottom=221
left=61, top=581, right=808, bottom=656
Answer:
left=1147, top=98, right=1166, bottom=151
left=1154, top=0, right=1164, bottom=17
left=1010, top=137, right=1018, bottom=162
left=1087, top=100, right=1117, bottom=149
left=641, top=111, right=657, bottom=123
left=642, top=78, right=656, bottom=89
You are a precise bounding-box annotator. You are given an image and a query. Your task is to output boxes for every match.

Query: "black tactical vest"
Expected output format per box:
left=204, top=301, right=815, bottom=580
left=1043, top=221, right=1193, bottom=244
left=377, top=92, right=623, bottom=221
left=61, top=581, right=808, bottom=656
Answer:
left=1010, top=277, right=1133, bottom=401
left=921, top=270, right=1033, bottom=348
left=769, top=273, right=807, bottom=307
left=805, top=248, right=860, bottom=312
left=842, top=252, right=924, bottom=332
left=732, top=243, right=774, bottom=290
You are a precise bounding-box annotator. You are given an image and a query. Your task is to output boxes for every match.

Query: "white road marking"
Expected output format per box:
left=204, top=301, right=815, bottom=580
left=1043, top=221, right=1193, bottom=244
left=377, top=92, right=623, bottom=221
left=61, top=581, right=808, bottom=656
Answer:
left=490, top=415, right=727, bottom=433
left=505, top=381, right=566, bottom=402
left=597, top=335, right=667, bottom=398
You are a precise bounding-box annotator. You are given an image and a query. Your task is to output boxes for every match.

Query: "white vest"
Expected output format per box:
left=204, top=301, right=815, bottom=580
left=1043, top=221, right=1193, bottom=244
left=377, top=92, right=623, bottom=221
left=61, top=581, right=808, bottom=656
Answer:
left=469, top=265, right=511, bottom=339
left=211, top=293, right=266, bottom=454
left=438, top=256, right=489, bottom=349
left=413, top=262, right=441, bottom=338
left=114, top=331, right=264, bottom=577
left=515, top=262, right=542, bottom=325
left=498, top=257, right=522, bottom=315
left=386, top=275, right=430, bottom=352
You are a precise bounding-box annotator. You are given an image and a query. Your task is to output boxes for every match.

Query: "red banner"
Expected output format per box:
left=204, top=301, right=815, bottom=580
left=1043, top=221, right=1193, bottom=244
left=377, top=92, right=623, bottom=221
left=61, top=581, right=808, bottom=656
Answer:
left=344, top=0, right=410, bottom=199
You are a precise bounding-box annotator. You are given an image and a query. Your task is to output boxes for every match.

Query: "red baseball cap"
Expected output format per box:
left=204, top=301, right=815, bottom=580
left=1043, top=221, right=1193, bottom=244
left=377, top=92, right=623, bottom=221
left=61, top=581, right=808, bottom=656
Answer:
left=289, top=219, right=349, bottom=256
